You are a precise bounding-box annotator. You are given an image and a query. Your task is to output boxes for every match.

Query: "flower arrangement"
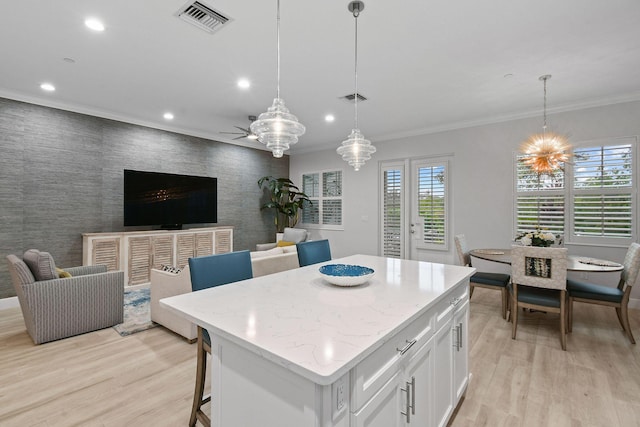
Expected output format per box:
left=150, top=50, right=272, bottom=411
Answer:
left=515, top=228, right=557, bottom=247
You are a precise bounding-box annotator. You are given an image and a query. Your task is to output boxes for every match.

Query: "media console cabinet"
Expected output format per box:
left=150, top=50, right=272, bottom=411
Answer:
left=82, top=226, right=233, bottom=287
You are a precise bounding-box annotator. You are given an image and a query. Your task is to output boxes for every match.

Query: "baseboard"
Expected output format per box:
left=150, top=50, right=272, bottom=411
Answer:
left=629, top=297, right=640, bottom=310
left=0, top=296, right=19, bottom=311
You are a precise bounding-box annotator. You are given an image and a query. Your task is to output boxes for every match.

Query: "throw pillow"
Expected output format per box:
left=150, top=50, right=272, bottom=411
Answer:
left=23, top=249, right=58, bottom=281
left=160, top=265, right=182, bottom=274
left=282, top=228, right=308, bottom=244
left=56, top=267, right=72, bottom=278
left=276, top=240, right=295, bottom=247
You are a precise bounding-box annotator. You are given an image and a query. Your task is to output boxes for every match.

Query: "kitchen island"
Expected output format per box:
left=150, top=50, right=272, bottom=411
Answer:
left=161, top=254, right=475, bottom=427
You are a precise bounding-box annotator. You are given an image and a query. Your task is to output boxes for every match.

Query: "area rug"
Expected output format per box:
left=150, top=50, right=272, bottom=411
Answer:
left=113, top=286, right=157, bottom=336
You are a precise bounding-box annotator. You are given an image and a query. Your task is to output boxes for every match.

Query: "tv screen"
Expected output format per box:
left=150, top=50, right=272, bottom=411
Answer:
left=124, top=169, right=217, bottom=228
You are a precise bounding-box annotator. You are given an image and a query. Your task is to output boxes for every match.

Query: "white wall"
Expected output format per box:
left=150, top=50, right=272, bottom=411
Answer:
left=290, top=100, right=640, bottom=302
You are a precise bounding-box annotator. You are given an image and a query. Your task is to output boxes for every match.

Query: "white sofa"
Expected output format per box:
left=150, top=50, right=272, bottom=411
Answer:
left=150, top=246, right=299, bottom=342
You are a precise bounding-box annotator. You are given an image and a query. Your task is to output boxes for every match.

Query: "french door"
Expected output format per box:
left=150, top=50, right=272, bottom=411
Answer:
left=380, top=157, right=450, bottom=260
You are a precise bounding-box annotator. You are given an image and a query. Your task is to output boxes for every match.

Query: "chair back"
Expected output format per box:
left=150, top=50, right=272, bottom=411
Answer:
left=188, top=250, right=253, bottom=292
left=296, top=239, right=332, bottom=267
left=454, top=234, right=471, bottom=267
left=6, top=255, right=36, bottom=334
left=619, top=242, right=640, bottom=291
left=511, top=246, right=568, bottom=291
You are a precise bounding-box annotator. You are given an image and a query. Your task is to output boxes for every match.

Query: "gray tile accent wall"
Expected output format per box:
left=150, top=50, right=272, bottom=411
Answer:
left=0, top=97, right=288, bottom=298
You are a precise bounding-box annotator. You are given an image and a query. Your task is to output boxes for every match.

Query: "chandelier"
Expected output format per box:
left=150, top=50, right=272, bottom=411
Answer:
left=250, top=0, right=305, bottom=158
left=337, top=1, right=376, bottom=171
left=520, top=75, right=570, bottom=174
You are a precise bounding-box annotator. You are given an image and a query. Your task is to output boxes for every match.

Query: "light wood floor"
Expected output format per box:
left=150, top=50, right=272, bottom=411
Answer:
left=1, top=289, right=639, bottom=427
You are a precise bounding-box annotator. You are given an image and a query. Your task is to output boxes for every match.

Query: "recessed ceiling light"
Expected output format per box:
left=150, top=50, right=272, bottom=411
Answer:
left=163, top=112, right=174, bottom=120
left=503, top=73, right=514, bottom=79
left=85, top=18, right=105, bottom=32
left=325, top=114, right=335, bottom=123
left=40, top=83, right=55, bottom=92
left=237, top=79, right=250, bottom=89
left=63, top=57, right=76, bottom=64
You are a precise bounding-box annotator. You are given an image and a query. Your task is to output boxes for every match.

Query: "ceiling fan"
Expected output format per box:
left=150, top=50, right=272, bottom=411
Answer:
left=220, top=115, right=259, bottom=140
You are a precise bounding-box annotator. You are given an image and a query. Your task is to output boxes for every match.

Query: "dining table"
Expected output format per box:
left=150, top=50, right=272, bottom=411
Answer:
left=470, top=248, right=624, bottom=272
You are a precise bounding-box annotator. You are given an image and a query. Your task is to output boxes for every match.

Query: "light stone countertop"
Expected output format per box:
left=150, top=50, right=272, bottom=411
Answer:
left=161, top=254, right=475, bottom=385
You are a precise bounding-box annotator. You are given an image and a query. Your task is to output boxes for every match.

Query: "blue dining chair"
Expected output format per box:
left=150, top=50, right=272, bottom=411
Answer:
left=188, top=250, right=253, bottom=427
left=297, top=239, right=332, bottom=267
left=568, top=242, right=640, bottom=344
left=455, top=234, right=511, bottom=319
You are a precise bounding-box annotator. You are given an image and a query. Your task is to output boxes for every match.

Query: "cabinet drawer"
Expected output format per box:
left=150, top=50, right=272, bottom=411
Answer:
left=434, top=281, right=469, bottom=331
left=350, top=309, right=433, bottom=410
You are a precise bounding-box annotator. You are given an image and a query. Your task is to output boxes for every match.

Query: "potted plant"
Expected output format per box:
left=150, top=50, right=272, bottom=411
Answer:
left=258, top=176, right=311, bottom=233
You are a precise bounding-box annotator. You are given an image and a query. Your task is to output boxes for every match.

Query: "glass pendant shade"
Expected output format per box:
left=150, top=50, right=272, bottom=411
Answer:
left=250, top=98, right=305, bottom=158
left=337, top=128, right=376, bottom=171
left=252, top=0, right=305, bottom=158
left=338, top=1, right=375, bottom=171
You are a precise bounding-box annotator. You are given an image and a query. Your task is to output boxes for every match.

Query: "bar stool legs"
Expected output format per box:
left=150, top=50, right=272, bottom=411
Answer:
left=189, top=326, right=211, bottom=427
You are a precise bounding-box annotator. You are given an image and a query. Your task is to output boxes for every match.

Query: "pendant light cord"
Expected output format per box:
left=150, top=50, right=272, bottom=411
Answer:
left=353, top=5, right=360, bottom=129
left=276, top=0, right=281, bottom=99
left=542, top=77, right=548, bottom=131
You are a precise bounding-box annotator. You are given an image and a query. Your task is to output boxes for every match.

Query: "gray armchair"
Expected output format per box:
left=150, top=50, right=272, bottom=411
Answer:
left=6, top=251, right=124, bottom=344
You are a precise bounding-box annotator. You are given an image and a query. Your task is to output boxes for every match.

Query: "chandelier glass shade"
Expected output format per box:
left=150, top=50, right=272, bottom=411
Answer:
left=337, top=1, right=375, bottom=171
left=250, top=0, right=305, bottom=158
left=520, top=74, right=570, bottom=174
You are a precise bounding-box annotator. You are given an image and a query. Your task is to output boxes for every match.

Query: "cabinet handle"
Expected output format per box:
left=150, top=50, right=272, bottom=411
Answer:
left=458, top=322, right=463, bottom=350
left=410, top=376, right=415, bottom=415
left=396, top=339, right=417, bottom=355
left=401, top=378, right=413, bottom=423
left=452, top=326, right=458, bottom=350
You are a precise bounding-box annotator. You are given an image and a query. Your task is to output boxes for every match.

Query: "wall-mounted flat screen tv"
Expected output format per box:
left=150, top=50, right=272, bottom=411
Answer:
left=124, top=169, right=217, bottom=229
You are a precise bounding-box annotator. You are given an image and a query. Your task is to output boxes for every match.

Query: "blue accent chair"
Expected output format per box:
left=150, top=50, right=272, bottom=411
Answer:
left=568, top=242, right=640, bottom=344
left=187, top=250, right=253, bottom=427
left=455, top=234, right=511, bottom=319
left=297, top=239, right=332, bottom=267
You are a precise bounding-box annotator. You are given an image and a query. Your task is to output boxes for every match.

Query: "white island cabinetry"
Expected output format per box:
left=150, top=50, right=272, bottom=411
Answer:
left=161, top=254, right=474, bottom=427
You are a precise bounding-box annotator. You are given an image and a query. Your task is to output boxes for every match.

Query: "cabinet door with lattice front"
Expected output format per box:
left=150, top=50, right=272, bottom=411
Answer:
left=152, top=235, right=174, bottom=269
left=91, top=238, right=120, bottom=271
left=215, top=229, right=232, bottom=254
left=195, top=232, right=214, bottom=257
left=176, top=233, right=196, bottom=268
left=128, top=236, right=151, bottom=285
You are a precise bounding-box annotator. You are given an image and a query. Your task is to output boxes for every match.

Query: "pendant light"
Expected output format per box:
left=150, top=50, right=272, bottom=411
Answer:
left=250, top=0, right=305, bottom=158
left=520, top=74, right=570, bottom=174
left=337, top=1, right=376, bottom=171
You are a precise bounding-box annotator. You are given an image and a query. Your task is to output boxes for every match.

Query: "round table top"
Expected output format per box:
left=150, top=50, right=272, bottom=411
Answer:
left=469, top=248, right=624, bottom=272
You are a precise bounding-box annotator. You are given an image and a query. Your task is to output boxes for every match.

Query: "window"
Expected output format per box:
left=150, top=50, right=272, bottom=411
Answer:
left=572, top=144, right=634, bottom=240
left=417, top=163, right=447, bottom=247
left=380, top=163, right=404, bottom=258
left=515, top=159, right=565, bottom=235
left=301, top=170, right=343, bottom=229
left=515, top=137, right=637, bottom=245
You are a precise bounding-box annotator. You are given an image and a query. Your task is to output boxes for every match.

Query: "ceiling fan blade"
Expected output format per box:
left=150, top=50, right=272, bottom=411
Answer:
left=232, top=135, right=248, bottom=140
left=220, top=131, right=245, bottom=135
left=235, top=126, right=251, bottom=133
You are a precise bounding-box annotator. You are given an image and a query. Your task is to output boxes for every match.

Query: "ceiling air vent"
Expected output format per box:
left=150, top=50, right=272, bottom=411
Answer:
left=176, top=1, right=232, bottom=34
left=342, top=93, right=368, bottom=103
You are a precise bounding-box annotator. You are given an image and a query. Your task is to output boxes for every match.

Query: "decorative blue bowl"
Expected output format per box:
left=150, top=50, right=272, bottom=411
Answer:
left=319, top=264, right=375, bottom=287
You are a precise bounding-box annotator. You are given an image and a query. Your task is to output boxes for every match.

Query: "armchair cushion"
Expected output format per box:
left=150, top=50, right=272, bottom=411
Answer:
left=23, top=249, right=57, bottom=281
left=283, top=227, right=308, bottom=244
